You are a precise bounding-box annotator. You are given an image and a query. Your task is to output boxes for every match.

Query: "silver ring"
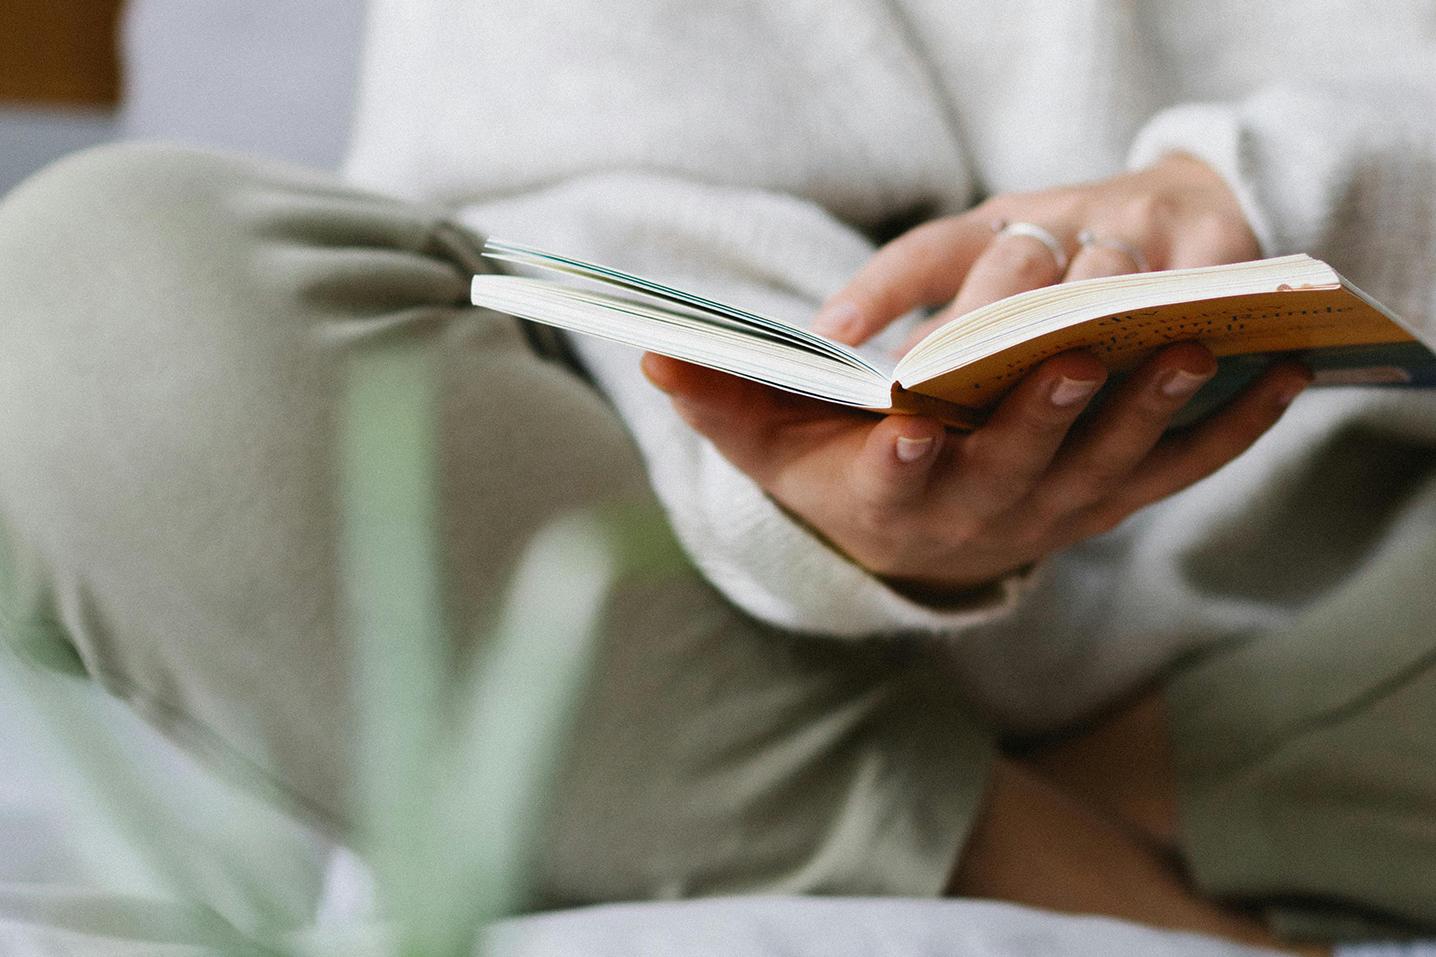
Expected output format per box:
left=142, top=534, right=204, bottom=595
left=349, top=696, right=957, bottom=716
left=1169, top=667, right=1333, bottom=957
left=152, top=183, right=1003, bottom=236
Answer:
left=1076, top=229, right=1151, bottom=273
left=993, top=221, right=1070, bottom=273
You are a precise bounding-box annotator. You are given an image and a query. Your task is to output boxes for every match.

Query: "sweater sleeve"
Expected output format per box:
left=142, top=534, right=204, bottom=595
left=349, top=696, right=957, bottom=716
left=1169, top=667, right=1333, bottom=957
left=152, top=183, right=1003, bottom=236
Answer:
left=1126, top=59, right=1436, bottom=336
left=575, top=334, right=1040, bottom=638
left=342, top=0, right=1027, bottom=638
left=452, top=175, right=1036, bottom=639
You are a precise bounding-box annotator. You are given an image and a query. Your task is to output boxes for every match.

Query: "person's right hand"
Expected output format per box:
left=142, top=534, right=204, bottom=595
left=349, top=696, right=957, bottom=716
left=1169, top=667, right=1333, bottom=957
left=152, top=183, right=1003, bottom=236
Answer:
left=643, top=345, right=1311, bottom=600
left=643, top=153, right=1312, bottom=598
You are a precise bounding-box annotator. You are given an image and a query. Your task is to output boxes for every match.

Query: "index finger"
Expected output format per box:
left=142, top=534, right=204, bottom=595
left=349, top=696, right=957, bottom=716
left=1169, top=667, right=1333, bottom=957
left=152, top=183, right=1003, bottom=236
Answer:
left=812, top=214, right=993, bottom=346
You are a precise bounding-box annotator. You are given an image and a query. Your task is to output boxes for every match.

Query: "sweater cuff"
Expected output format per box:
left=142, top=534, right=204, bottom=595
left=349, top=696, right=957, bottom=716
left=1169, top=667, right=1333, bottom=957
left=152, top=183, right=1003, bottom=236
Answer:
left=683, top=446, right=1036, bottom=637
left=1125, top=101, right=1281, bottom=257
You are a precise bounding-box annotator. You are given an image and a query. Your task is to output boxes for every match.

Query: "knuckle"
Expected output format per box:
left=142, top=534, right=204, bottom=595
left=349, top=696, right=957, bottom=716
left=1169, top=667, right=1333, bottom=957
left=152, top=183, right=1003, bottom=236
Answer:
left=1027, top=185, right=1081, bottom=213
left=1184, top=212, right=1226, bottom=246
left=1123, top=192, right=1178, bottom=231
left=1069, top=458, right=1128, bottom=495
left=960, top=430, right=1045, bottom=484
left=1188, top=211, right=1249, bottom=256
left=1069, top=245, right=1120, bottom=275
left=988, top=240, right=1058, bottom=281
left=1021, top=397, right=1081, bottom=433
left=1049, top=189, right=1086, bottom=220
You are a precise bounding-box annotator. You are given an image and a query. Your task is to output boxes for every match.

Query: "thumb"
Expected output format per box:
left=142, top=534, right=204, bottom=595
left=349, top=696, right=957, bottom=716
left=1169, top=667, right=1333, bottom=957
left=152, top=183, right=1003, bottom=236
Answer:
left=849, top=414, right=947, bottom=510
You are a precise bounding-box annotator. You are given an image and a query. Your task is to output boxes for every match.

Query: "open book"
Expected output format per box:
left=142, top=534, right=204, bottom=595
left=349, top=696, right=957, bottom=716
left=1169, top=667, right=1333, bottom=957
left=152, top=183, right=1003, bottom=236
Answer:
left=470, top=239, right=1435, bottom=429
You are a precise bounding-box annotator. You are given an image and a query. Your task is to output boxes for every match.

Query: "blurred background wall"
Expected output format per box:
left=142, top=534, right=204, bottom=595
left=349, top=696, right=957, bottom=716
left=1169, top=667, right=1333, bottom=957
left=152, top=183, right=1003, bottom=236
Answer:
left=0, top=0, right=365, bottom=196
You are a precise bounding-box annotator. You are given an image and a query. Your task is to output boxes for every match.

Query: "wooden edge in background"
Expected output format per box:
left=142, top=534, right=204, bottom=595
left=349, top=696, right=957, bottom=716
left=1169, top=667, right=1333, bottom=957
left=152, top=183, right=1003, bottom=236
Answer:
left=0, top=0, right=126, bottom=108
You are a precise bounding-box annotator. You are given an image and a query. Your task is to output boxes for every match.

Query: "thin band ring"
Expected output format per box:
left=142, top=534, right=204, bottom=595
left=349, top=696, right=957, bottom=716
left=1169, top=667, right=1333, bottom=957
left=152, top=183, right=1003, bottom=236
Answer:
left=1076, top=228, right=1151, bottom=273
left=990, top=220, right=1070, bottom=273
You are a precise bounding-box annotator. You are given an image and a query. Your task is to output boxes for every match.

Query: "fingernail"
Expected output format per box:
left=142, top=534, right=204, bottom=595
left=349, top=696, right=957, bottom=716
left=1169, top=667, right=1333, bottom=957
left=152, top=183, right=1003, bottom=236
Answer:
left=813, top=302, right=860, bottom=340
left=1049, top=376, right=1101, bottom=407
left=1159, top=368, right=1213, bottom=399
left=895, top=435, right=934, bottom=463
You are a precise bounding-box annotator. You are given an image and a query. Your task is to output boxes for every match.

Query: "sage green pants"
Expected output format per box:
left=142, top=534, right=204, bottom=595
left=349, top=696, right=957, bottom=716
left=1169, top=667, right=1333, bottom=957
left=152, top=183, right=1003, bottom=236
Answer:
left=0, top=144, right=989, bottom=909
left=0, top=144, right=1433, bottom=939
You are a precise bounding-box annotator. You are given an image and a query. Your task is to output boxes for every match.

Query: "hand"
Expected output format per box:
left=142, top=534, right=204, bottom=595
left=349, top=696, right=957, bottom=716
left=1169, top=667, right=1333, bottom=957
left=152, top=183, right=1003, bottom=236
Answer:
left=644, top=154, right=1301, bottom=598
left=642, top=346, right=1311, bottom=598
left=811, top=153, right=1262, bottom=350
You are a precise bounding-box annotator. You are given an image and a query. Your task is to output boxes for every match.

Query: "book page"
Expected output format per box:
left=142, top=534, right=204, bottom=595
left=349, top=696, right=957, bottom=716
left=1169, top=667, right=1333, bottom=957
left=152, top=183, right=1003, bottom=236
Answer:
left=905, top=285, right=1415, bottom=413
left=482, top=239, right=876, bottom=374
left=471, top=274, right=893, bottom=407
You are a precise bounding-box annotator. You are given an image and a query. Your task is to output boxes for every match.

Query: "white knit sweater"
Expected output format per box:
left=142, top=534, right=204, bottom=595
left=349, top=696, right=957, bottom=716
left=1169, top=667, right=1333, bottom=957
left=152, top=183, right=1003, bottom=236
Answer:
left=344, top=0, right=1436, bottom=729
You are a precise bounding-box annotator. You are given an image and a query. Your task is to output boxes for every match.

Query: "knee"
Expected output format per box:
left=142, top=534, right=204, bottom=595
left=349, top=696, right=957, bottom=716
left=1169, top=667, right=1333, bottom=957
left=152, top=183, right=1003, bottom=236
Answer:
left=0, top=143, right=241, bottom=261
left=0, top=142, right=467, bottom=318
left=3, top=141, right=224, bottom=216
left=0, top=143, right=259, bottom=373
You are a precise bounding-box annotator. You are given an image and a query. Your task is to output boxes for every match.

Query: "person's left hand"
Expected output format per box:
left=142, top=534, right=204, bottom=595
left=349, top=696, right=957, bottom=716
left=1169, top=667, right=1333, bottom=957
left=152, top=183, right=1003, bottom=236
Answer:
left=810, top=152, right=1261, bottom=350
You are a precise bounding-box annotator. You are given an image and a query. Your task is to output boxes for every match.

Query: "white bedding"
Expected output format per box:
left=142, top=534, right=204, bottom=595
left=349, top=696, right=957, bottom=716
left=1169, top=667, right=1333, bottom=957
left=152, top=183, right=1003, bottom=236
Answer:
left=3, top=654, right=1412, bottom=957
left=0, top=888, right=1290, bottom=957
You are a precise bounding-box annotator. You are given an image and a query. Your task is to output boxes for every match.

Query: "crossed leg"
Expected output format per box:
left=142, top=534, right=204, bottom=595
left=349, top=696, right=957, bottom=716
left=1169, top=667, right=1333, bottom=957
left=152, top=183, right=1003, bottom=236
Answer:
left=0, top=143, right=994, bottom=914
left=954, top=691, right=1327, bottom=955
